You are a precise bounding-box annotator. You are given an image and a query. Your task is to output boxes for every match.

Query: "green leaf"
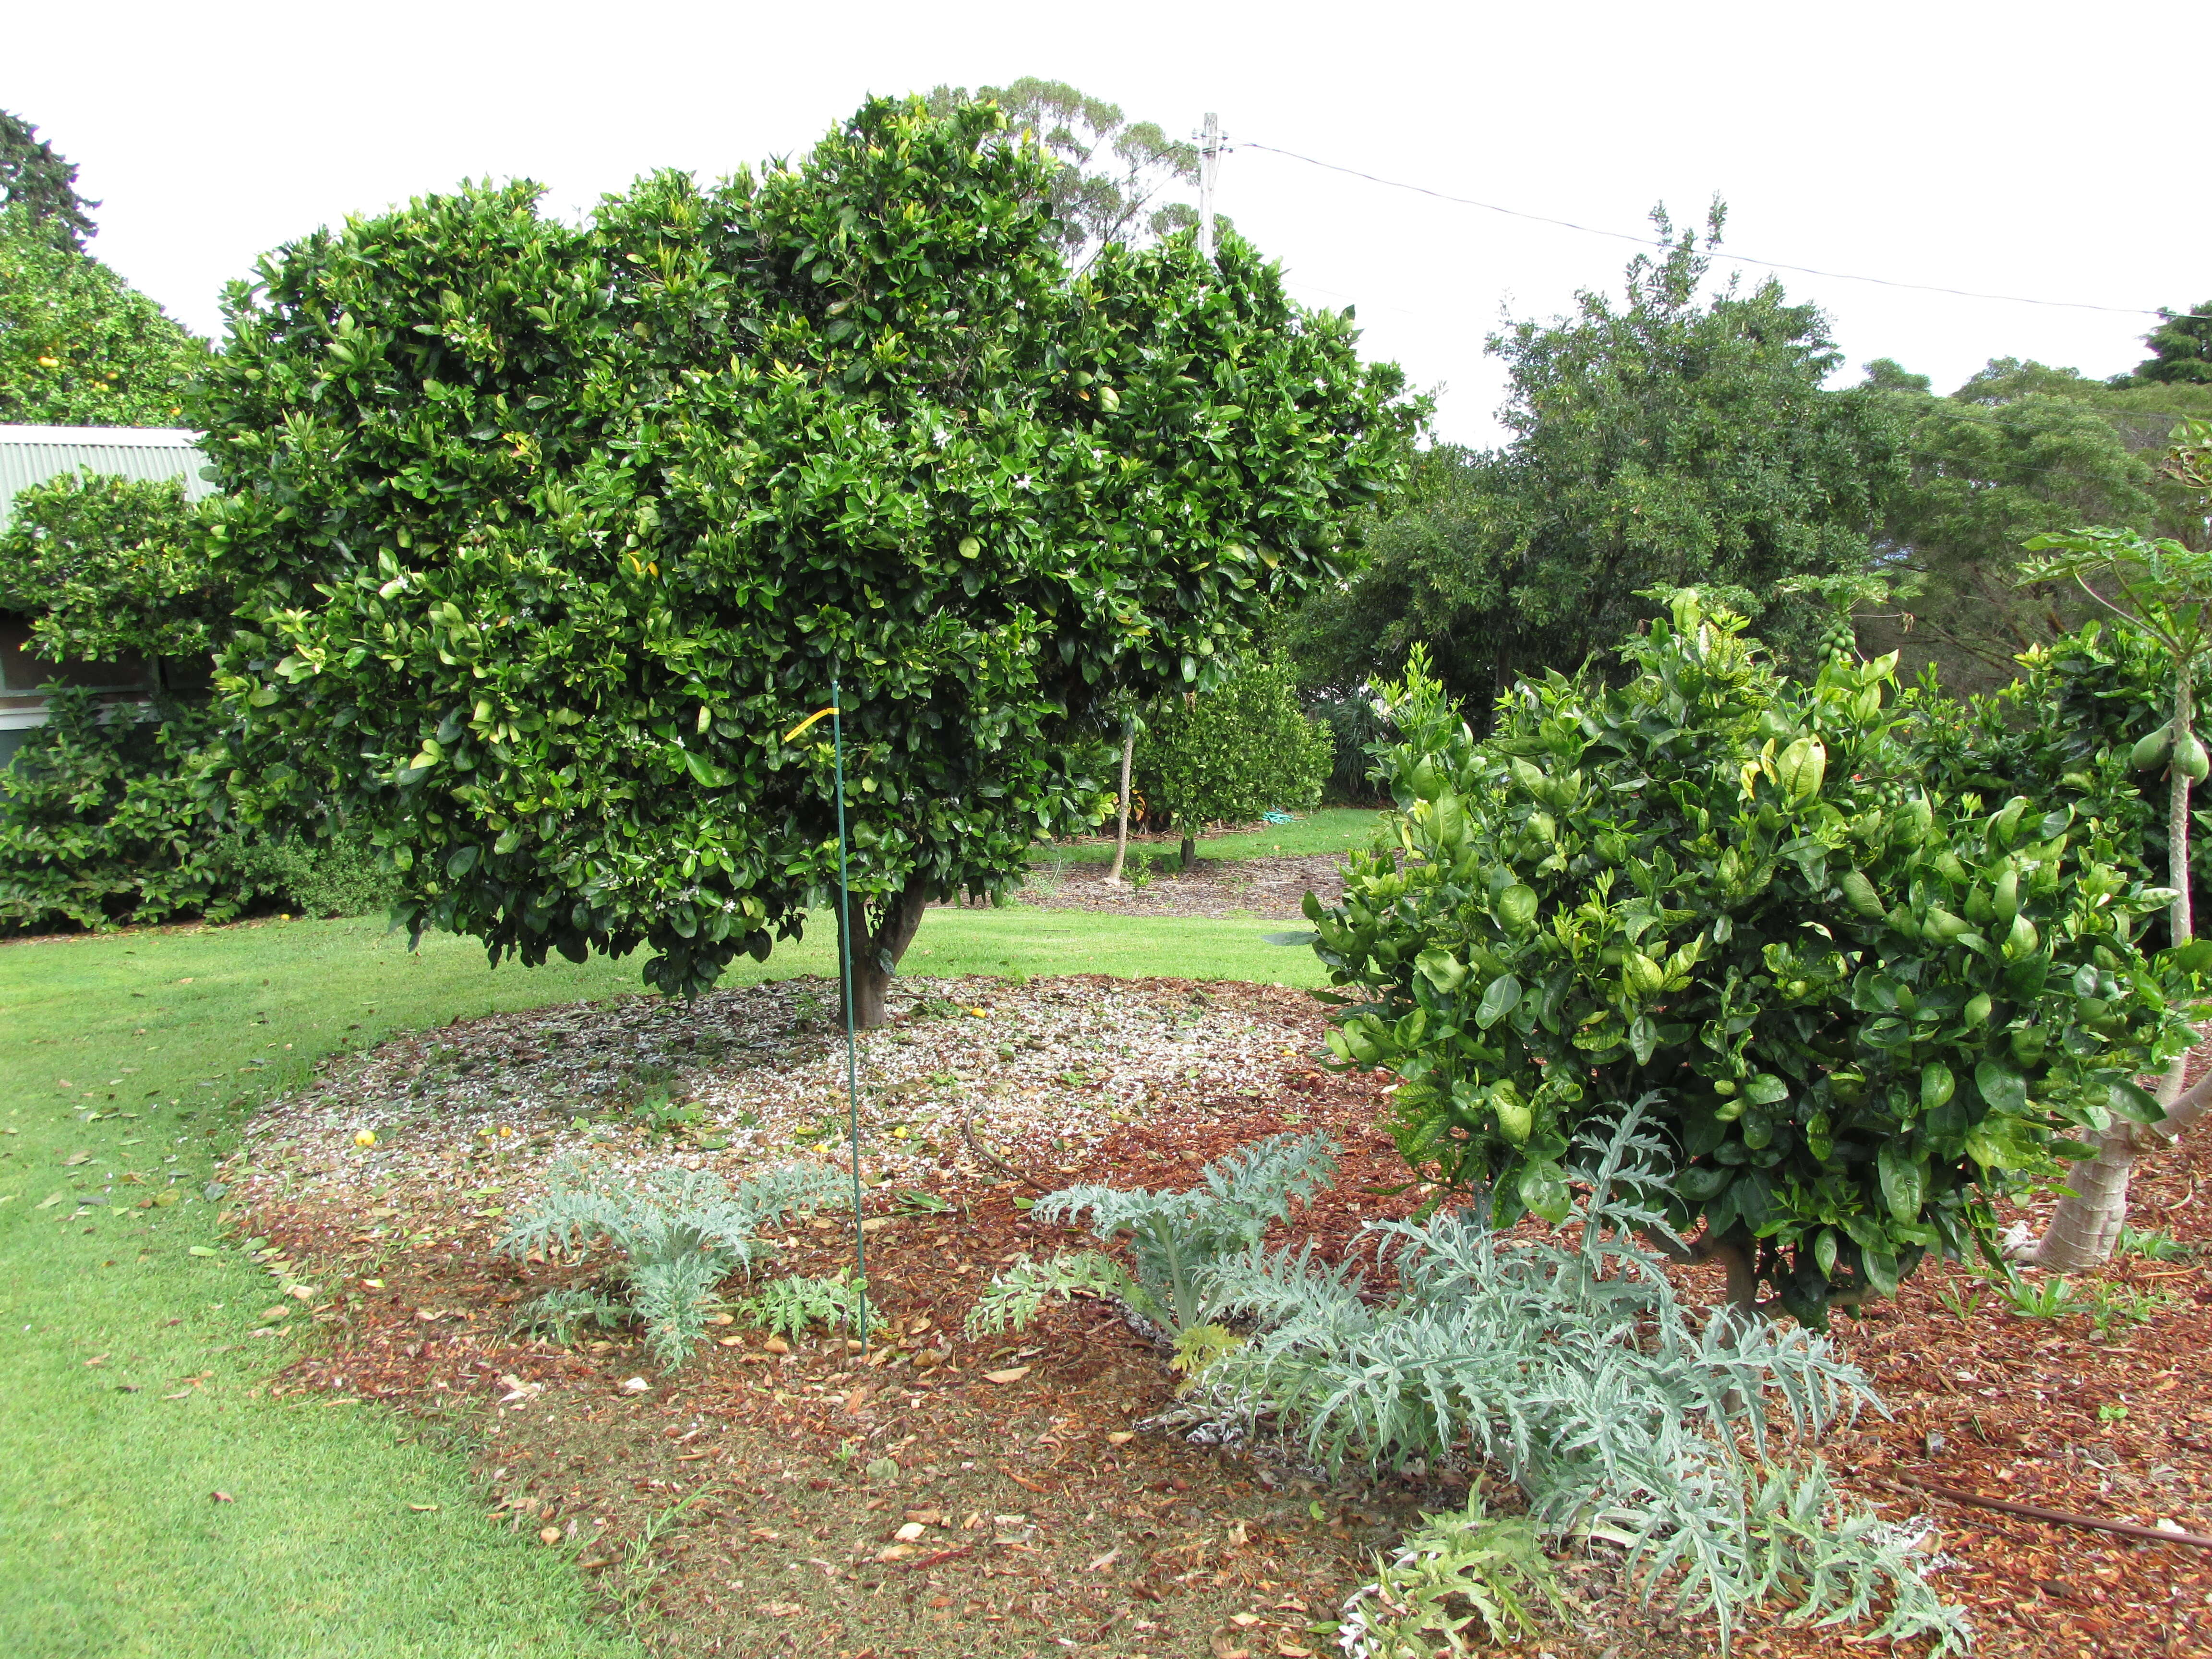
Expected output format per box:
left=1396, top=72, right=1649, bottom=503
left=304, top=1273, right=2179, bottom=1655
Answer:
left=683, top=750, right=733, bottom=787
left=1859, top=1247, right=1900, bottom=1297
left=2107, top=1080, right=2167, bottom=1126
left=1626, top=1014, right=1659, bottom=1065
left=1974, top=1059, right=2027, bottom=1117
left=1517, top=1160, right=1571, bottom=1225
left=1875, top=1142, right=1925, bottom=1224
left=1473, top=973, right=1521, bottom=1029
left=1964, top=1120, right=2039, bottom=1171
left=1494, top=884, right=1539, bottom=932
left=1743, top=1073, right=1789, bottom=1107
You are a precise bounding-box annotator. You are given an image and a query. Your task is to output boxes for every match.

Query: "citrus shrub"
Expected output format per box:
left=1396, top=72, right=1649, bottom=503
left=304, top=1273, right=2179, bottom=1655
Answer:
left=1137, top=659, right=1332, bottom=865
left=1900, top=620, right=2206, bottom=941
left=1306, top=595, right=2190, bottom=1322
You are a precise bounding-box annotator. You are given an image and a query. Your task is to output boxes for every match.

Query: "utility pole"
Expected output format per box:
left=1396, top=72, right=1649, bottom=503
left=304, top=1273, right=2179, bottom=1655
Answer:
left=1198, top=112, right=1220, bottom=259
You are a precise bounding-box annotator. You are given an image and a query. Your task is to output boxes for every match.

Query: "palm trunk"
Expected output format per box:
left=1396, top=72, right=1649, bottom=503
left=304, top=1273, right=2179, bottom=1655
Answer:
left=1106, top=724, right=1135, bottom=885
left=834, top=872, right=932, bottom=1030
left=2034, top=675, right=2195, bottom=1268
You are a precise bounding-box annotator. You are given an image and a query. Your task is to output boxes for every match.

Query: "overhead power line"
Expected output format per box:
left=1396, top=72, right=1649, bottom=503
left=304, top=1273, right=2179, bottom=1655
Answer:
left=1237, top=140, right=2168, bottom=319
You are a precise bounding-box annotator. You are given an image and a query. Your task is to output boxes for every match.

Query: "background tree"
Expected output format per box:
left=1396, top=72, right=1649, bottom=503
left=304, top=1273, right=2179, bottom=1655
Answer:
left=921, top=78, right=1260, bottom=881
left=200, top=96, right=1407, bottom=1022
left=2015, top=421, right=2212, bottom=1268
left=923, top=77, right=1208, bottom=269
left=1862, top=369, right=2159, bottom=693
left=0, top=110, right=96, bottom=250
left=2116, top=301, right=2212, bottom=388
left=1285, top=443, right=1506, bottom=712
left=1854, top=357, right=2212, bottom=693
left=1287, top=207, right=1900, bottom=720
left=0, top=205, right=208, bottom=424
left=1135, top=661, right=1332, bottom=869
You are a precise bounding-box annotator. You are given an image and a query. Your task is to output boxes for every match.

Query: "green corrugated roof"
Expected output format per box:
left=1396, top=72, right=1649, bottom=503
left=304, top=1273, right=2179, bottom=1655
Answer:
left=0, top=424, right=214, bottom=533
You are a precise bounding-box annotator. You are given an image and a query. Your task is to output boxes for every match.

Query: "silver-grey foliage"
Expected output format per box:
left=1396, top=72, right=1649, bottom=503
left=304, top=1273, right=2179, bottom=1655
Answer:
left=511, top=1285, right=627, bottom=1345
left=1189, top=1102, right=1967, bottom=1654
left=966, top=1130, right=1338, bottom=1339
left=498, top=1157, right=847, bottom=1370
left=741, top=1269, right=885, bottom=1339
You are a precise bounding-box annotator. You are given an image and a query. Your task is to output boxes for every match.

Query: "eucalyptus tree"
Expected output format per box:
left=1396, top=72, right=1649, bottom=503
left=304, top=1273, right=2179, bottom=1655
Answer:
left=922, top=77, right=1209, bottom=269
left=200, top=96, right=1407, bottom=1022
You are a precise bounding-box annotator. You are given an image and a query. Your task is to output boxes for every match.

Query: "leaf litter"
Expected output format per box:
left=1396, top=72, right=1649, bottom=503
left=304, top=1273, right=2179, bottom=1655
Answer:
left=219, top=973, right=2212, bottom=1658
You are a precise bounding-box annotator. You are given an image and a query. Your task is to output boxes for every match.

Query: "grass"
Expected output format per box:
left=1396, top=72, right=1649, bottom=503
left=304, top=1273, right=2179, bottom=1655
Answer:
left=0, top=904, right=1328, bottom=1656
left=1046, top=804, right=1388, bottom=864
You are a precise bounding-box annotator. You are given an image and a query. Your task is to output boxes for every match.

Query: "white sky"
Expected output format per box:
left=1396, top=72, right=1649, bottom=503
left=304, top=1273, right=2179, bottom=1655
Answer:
left=8, top=0, right=2205, bottom=446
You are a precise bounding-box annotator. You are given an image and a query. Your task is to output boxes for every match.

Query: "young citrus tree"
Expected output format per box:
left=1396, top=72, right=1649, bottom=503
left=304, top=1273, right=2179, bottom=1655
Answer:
left=1307, top=594, right=2188, bottom=1322
left=1137, top=660, right=1332, bottom=868
left=198, top=96, right=1407, bottom=1019
left=2015, top=425, right=2212, bottom=1262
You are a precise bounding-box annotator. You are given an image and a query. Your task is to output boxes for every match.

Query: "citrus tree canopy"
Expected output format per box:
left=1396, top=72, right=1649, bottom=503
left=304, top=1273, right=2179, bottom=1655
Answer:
left=0, top=205, right=208, bottom=424
left=199, top=97, right=1407, bottom=1017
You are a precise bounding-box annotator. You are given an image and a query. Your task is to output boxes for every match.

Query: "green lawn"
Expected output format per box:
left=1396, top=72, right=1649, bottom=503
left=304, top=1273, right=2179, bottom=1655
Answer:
left=1047, top=804, right=1389, bottom=865
left=0, top=907, right=1324, bottom=1657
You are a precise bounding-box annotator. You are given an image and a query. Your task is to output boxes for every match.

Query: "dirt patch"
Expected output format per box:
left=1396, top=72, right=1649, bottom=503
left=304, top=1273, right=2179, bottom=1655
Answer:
left=1004, top=854, right=1349, bottom=921
left=225, top=978, right=2212, bottom=1658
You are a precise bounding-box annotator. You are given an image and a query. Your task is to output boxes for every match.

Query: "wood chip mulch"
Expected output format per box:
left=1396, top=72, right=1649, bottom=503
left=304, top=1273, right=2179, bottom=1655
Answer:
left=225, top=978, right=2212, bottom=1658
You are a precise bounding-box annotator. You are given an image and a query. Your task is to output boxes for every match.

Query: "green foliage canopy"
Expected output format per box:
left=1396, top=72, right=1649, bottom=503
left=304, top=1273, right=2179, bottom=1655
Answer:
left=199, top=97, right=1407, bottom=1007
left=1137, top=660, right=1332, bottom=843
left=1289, top=212, right=1900, bottom=712
left=0, top=686, right=281, bottom=932
left=0, top=110, right=96, bottom=250
left=0, top=471, right=223, bottom=662
left=2119, top=301, right=2212, bottom=388
left=1856, top=358, right=2212, bottom=693
left=1307, top=595, right=2188, bottom=1323
left=0, top=206, right=208, bottom=425
left=1870, top=380, right=2160, bottom=688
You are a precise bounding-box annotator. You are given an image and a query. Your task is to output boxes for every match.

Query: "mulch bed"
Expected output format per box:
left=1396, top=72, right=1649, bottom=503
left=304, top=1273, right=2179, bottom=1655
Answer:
left=222, top=976, right=2212, bottom=1658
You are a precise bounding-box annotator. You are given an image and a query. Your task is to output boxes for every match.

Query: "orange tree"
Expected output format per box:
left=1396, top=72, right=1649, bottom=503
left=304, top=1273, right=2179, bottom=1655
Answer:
left=197, top=96, right=1408, bottom=1018
left=1308, top=596, right=2189, bottom=1322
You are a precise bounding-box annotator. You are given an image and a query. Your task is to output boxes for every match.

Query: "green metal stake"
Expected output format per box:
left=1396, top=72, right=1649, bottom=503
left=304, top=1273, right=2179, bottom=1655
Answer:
left=828, top=670, right=870, bottom=1355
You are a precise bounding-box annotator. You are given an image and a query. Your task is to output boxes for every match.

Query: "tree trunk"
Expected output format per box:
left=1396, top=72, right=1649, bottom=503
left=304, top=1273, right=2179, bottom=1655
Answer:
left=834, top=873, right=933, bottom=1030
left=1105, top=725, right=1135, bottom=886
left=1180, top=831, right=1196, bottom=873
left=2034, top=1071, right=2212, bottom=1267
left=2033, top=676, right=2196, bottom=1268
